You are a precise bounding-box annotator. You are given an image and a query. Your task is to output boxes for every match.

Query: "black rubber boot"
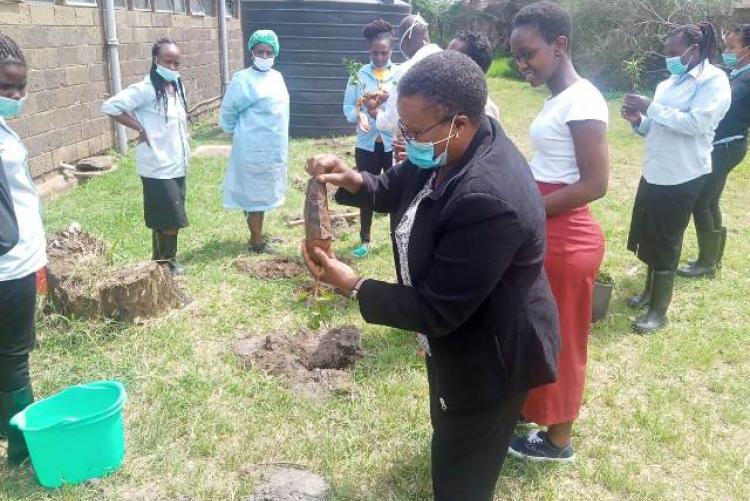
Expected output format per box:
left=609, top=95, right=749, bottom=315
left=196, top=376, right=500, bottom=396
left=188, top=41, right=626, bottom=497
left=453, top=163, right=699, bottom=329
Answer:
left=677, top=230, right=722, bottom=279
left=156, top=232, right=185, bottom=276
left=716, top=227, right=727, bottom=269
left=151, top=230, right=159, bottom=261
left=627, top=266, right=653, bottom=309
left=0, top=384, right=34, bottom=466
left=633, top=271, right=674, bottom=334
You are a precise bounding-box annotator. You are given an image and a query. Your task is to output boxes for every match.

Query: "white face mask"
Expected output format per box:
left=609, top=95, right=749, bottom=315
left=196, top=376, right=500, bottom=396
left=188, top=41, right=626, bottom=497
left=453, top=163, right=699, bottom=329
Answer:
left=254, top=56, right=274, bottom=72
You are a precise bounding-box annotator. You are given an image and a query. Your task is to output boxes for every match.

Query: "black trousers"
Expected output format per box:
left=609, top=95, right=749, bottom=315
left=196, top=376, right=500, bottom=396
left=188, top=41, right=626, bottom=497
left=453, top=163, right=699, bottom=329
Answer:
left=428, top=361, right=527, bottom=501
left=692, top=140, right=747, bottom=232
left=354, top=144, right=393, bottom=243
left=628, top=175, right=707, bottom=271
left=0, top=273, right=36, bottom=392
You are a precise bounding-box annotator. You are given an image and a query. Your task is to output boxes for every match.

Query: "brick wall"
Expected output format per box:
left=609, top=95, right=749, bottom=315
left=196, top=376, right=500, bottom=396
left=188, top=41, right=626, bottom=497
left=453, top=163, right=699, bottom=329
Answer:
left=0, top=2, right=244, bottom=180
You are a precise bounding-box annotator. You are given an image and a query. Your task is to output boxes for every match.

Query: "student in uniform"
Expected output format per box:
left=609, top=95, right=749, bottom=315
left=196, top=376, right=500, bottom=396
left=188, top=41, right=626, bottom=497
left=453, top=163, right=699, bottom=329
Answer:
left=622, top=22, right=730, bottom=332
left=343, top=19, right=399, bottom=258
left=508, top=1, right=609, bottom=462
left=220, top=30, right=289, bottom=254
left=447, top=30, right=501, bottom=121
left=678, top=24, right=750, bottom=278
left=0, top=32, right=47, bottom=466
left=102, top=38, right=190, bottom=275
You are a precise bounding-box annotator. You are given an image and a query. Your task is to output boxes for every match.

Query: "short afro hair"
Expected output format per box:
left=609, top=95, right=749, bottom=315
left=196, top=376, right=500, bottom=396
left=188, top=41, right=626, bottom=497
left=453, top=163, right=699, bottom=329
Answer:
left=452, top=30, right=493, bottom=73
left=399, top=51, right=487, bottom=120
left=513, top=1, right=572, bottom=45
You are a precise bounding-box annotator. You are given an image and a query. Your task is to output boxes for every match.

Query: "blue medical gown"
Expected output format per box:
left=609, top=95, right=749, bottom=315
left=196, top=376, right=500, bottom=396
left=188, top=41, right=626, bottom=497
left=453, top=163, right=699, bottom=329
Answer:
left=219, top=68, right=290, bottom=212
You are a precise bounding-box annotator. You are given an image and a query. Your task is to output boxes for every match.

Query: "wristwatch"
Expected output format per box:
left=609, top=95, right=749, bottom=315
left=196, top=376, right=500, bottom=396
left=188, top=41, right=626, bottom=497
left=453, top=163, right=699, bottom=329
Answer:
left=350, top=277, right=366, bottom=300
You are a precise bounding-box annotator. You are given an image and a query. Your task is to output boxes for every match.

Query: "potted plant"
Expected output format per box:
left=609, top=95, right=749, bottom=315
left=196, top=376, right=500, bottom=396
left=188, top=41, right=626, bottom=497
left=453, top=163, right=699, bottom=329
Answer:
left=592, top=271, right=615, bottom=323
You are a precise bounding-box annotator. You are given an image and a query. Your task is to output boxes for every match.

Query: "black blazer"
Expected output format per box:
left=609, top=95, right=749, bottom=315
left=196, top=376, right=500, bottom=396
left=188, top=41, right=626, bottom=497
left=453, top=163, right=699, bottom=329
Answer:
left=336, top=117, right=560, bottom=412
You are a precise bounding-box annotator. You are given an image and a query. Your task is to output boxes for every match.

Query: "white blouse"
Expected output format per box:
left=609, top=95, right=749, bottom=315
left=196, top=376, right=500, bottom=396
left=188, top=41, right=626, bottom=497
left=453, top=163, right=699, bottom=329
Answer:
left=0, top=118, right=47, bottom=281
left=394, top=173, right=436, bottom=355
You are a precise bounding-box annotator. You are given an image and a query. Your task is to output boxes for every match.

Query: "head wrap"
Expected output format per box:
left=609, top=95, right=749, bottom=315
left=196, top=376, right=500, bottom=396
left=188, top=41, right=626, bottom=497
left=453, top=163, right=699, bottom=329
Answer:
left=248, top=29, right=280, bottom=57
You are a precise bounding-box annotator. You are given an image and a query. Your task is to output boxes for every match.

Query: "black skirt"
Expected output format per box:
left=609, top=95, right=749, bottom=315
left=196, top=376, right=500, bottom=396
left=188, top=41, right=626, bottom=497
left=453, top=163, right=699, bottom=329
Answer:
left=141, top=176, right=188, bottom=230
left=0, top=272, right=36, bottom=357
left=627, top=175, right=707, bottom=270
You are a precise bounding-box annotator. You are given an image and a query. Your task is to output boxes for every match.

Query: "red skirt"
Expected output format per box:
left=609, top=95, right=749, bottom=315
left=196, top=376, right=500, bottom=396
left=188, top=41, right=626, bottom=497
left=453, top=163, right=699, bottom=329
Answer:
left=522, top=182, right=605, bottom=425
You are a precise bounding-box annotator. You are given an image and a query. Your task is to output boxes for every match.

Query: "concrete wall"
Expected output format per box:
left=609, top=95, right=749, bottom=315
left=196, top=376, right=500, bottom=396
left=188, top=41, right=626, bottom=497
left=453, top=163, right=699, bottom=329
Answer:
left=0, top=2, right=244, bottom=180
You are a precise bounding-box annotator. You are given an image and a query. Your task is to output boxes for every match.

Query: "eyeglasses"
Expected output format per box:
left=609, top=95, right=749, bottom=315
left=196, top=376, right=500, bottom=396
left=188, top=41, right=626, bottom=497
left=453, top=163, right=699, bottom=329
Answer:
left=398, top=116, right=453, bottom=144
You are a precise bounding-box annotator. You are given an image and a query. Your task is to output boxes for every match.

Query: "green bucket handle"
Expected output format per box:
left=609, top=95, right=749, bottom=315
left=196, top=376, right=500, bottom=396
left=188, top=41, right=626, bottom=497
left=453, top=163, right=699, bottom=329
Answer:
left=10, top=380, right=127, bottom=433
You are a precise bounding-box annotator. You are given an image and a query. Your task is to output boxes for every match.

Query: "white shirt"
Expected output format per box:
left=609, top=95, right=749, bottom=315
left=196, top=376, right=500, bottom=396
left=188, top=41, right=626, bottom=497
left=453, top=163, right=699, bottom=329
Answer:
left=0, top=118, right=47, bottom=281
left=101, top=77, right=190, bottom=179
left=485, top=97, right=500, bottom=122
left=529, top=79, right=609, bottom=185
left=636, top=60, right=731, bottom=186
left=376, top=43, right=443, bottom=134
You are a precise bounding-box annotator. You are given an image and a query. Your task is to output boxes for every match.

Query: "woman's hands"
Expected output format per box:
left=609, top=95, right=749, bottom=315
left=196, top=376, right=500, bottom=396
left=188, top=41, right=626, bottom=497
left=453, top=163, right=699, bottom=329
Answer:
left=623, top=94, right=651, bottom=116
left=301, top=241, right=360, bottom=294
left=357, top=111, right=372, bottom=133
left=305, top=154, right=364, bottom=194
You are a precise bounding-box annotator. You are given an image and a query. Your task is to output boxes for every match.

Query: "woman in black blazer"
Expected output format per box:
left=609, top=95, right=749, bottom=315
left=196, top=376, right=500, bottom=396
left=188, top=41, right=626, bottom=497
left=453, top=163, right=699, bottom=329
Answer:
left=302, top=51, right=559, bottom=501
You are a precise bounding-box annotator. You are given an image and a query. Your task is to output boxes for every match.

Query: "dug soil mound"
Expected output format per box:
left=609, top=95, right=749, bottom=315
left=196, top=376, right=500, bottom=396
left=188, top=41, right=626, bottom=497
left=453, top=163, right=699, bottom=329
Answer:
left=232, top=256, right=306, bottom=279
left=45, top=226, right=181, bottom=321
left=232, top=326, right=365, bottom=400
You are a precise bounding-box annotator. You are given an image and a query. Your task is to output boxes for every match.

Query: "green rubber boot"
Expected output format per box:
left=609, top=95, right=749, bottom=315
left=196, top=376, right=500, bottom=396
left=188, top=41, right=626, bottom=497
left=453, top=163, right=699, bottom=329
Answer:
left=0, top=384, right=34, bottom=466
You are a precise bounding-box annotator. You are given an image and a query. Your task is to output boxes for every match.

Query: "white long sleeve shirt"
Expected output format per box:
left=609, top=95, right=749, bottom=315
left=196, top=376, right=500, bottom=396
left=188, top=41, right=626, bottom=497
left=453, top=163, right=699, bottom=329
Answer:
left=101, top=77, right=190, bottom=179
left=635, top=60, right=731, bottom=186
left=0, top=118, right=47, bottom=281
left=376, top=43, right=443, bottom=134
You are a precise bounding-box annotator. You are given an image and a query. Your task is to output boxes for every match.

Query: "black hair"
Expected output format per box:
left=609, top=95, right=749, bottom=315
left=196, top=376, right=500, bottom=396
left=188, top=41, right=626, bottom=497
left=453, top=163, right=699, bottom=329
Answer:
left=150, top=38, right=188, bottom=122
left=0, top=33, right=26, bottom=66
left=730, top=24, right=750, bottom=48
left=668, top=22, right=718, bottom=63
left=363, top=19, right=394, bottom=47
left=513, top=1, right=572, bottom=45
left=399, top=51, right=487, bottom=120
left=452, top=30, right=492, bottom=73
left=397, top=15, right=429, bottom=41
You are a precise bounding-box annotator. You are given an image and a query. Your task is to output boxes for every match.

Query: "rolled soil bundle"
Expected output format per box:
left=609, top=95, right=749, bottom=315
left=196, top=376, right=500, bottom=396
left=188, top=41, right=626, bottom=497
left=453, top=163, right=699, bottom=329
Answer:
left=304, top=159, right=333, bottom=265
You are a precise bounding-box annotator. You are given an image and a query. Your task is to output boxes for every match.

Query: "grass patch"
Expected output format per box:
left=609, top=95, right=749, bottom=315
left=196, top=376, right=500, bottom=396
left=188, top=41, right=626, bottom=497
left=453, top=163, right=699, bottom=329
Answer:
left=1, top=78, right=748, bottom=500
left=487, top=56, right=523, bottom=81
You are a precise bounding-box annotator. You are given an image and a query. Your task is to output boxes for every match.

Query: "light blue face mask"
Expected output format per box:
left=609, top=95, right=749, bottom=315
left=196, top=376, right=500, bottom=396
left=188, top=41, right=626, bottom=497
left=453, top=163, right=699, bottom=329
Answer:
left=665, top=47, right=694, bottom=76
left=371, top=58, right=391, bottom=69
left=0, top=94, right=26, bottom=118
left=405, top=116, right=456, bottom=170
left=722, top=52, right=738, bottom=68
left=156, top=64, right=180, bottom=82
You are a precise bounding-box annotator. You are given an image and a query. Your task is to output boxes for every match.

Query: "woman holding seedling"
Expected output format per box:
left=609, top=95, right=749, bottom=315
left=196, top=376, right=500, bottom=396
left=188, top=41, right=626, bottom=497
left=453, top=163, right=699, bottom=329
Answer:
left=0, top=32, right=46, bottom=466
left=343, top=19, right=399, bottom=258
left=220, top=30, right=289, bottom=254
left=102, top=38, right=190, bottom=275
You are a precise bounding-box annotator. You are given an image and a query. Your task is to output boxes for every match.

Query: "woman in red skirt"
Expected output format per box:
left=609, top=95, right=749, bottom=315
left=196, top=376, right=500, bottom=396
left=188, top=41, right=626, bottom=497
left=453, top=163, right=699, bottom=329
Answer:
left=508, top=1, right=609, bottom=462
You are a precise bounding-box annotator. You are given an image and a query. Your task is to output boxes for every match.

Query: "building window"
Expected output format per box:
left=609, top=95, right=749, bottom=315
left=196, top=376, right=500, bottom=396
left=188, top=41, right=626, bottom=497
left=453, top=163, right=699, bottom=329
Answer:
left=64, top=0, right=97, bottom=6
left=202, top=0, right=215, bottom=17
left=173, top=0, right=186, bottom=14
left=189, top=0, right=205, bottom=16
left=154, top=0, right=173, bottom=11
left=114, top=0, right=127, bottom=8
left=132, top=0, right=152, bottom=11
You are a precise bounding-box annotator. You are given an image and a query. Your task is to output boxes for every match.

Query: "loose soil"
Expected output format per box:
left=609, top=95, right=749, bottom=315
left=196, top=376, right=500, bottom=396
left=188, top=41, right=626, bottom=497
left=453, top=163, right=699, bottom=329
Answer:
left=232, top=326, right=365, bottom=400
left=232, top=257, right=306, bottom=279
left=245, top=466, right=331, bottom=501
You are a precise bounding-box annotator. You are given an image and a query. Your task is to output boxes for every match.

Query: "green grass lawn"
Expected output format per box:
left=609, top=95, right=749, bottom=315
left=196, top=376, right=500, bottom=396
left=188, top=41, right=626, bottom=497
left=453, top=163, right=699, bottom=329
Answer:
left=1, top=77, right=748, bottom=500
